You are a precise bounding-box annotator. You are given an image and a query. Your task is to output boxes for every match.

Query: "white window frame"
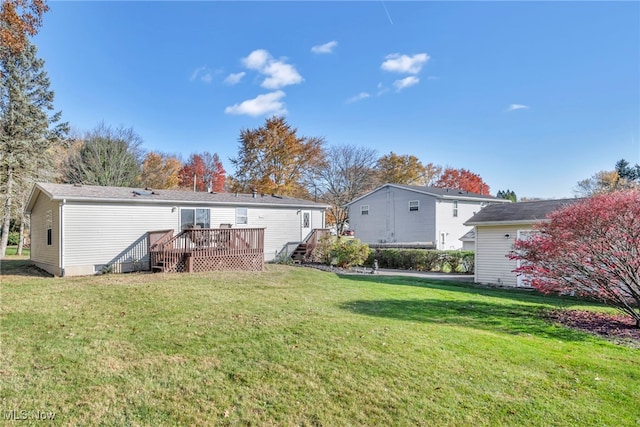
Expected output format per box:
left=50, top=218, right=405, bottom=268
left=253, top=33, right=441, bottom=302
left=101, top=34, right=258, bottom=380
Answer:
left=453, top=200, right=459, bottom=217
left=409, top=200, right=420, bottom=212
left=46, top=209, right=53, bottom=246
left=360, top=205, right=369, bottom=215
left=236, top=207, right=248, bottom=225
left=180, top=208, right=211, bottom=230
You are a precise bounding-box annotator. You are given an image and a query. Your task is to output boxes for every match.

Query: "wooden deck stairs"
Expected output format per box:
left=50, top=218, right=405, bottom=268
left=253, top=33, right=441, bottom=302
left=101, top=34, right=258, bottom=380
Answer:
left=290, top=229, right=330, bottom=264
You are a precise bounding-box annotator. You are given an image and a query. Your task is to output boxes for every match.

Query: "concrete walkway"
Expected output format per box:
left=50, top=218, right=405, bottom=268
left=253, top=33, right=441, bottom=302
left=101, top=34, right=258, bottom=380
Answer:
left=375, top=268, right=475, bottom=282
left=335, top=265, right=474, bottom=282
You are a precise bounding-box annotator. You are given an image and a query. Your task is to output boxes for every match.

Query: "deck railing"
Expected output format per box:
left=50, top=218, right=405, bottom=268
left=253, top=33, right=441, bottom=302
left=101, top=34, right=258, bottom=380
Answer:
left=150, top=228, right=264, bottom=273
left=304, top=228, right=330, bottom=262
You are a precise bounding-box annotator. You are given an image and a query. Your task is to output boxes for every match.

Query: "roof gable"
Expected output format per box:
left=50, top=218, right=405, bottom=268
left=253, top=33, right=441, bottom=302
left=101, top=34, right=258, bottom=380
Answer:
left=465, top=198, right=581, bottom=225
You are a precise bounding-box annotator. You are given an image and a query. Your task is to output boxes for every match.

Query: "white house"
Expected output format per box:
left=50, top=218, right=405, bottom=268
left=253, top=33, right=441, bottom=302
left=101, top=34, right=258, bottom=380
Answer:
left=346, top=184, right=510, bottom=250
left=464, top=198, right=578, bottom=287
left=25, top=183, right=328, bottom=277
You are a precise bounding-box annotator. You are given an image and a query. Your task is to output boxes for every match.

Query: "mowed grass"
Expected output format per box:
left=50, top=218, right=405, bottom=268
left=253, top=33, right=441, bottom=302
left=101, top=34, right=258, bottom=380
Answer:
left=1, top=263, right=639, bottom=426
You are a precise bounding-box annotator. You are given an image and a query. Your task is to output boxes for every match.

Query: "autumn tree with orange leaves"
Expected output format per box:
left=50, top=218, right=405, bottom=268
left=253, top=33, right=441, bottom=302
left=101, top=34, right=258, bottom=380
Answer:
left=375, top=152, right=441, bottom=186
left=433, top=167, right=490, bottom=195
left=230, top=116, right=325, bottom=198
left=178, top=152, right=226, bottom=192
left=140, top=152, right=182, bottom=189
left=0, top=0, right=48, bottom=61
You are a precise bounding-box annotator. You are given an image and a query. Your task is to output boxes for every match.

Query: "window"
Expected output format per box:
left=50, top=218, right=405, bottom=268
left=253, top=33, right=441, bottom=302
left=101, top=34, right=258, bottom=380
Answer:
left=440, top=233, right=446, bottom=247
left=409, top=200, right=419, bottom=212
left=453, top=200, right=458, bottom=217
left=303, top=212, right=310, bottom=228
left=46, top=209, right=52, bottom=246
left=361, top=205, right=369, bottom=215
left=181, top=208, right=210, bottom=229
left=236, top=207, right=248, bottom=225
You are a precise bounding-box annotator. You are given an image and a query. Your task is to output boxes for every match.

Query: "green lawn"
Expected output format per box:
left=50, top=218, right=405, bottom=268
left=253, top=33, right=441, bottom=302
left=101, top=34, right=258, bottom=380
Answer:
left=1, top=263, right=638, bottom=426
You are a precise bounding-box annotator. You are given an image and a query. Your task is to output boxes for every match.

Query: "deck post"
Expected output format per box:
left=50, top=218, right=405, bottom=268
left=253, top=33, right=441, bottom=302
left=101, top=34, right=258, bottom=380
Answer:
left=185, top=253, right=193, bottom=273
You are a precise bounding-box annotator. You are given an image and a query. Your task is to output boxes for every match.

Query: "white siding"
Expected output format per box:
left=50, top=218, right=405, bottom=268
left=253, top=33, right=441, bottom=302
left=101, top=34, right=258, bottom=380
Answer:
left=210, top=205, right=325, bottom=261
left=435, top=199, right=485, bottom=250
left=63, top=202, right=179, bottom=275
left=31, top=194, right=325, bottom=276
left=475, top=224, right=533, bottom=287
left=29, top=193, right=61, bottom=276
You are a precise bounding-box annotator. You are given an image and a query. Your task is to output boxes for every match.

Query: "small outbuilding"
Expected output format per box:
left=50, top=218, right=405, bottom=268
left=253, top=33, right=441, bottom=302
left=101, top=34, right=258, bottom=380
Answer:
left=25, top=183, right=328, bottom=276
left=464, top=198, right=578, bottom=287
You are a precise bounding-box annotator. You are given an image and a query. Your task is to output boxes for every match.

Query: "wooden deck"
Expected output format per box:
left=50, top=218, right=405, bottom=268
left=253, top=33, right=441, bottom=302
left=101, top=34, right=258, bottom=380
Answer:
left=149, top=228, right=264, bottom=273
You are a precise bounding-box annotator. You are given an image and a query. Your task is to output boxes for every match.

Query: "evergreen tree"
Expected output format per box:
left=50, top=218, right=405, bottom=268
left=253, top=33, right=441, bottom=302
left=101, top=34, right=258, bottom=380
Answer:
left=0, top=40, right=67, bottom=256
left=496, top=189, right=517, bottom=202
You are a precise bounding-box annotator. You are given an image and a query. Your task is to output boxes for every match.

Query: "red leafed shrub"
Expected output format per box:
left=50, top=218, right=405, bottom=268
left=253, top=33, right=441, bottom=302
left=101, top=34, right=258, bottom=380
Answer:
left=510, top=190, right=640, bottom=328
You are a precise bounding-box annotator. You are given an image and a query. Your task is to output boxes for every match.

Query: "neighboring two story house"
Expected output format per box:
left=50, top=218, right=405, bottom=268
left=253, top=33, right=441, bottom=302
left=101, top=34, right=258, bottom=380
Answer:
left=346, top=184, right=510, bottom=250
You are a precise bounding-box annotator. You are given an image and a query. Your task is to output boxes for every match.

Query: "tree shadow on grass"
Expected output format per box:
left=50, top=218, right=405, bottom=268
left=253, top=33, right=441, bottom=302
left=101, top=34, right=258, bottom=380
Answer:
left=0, top=259, right=53, bottom=277
left=338, top=298, right=592, bottom=342
left=337, top=273, right=601, bottom=310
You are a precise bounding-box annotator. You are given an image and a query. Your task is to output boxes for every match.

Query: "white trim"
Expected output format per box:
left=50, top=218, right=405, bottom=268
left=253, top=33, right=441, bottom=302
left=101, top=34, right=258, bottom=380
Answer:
left=59, top=200, right=65, bottom=277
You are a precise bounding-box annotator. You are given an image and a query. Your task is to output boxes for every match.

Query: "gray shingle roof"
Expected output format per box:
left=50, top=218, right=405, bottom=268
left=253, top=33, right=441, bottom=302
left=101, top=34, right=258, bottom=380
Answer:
left=464, top=198, right=581, bottom=225
left=29, top=183, right=329, bottom=209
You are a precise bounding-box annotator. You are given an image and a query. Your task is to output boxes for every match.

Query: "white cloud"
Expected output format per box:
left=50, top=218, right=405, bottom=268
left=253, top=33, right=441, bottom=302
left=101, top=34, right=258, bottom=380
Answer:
left=224, top=91, right=287, bottom=117
left=190, top=66, right=213, bottom=83
left=381, top=53, right=430, bottom=74
left=224, top=72, right=245, bottom=85
left=241, top=49, right=303, bottom=89
left=242, top=49, right=270, bottom=70
left=311, top=40, right=338, bottom=54
left=346, top=92, right=371, bottom=104
left=261, top=61, right=303, bottom=89
left=393, top=76, right=420, bottom=91
left=505, top=104, right=530, bottom=112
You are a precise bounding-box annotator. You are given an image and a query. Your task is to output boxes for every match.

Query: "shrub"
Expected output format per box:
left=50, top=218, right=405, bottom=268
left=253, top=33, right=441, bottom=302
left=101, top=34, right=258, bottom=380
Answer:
left=367, top=249, right=474, bottom=273
left=332, top=238, right=371, bottom=268
left=511, top=190, right=640, bottom=328
left=318, top=236, right=371, bottom=268
left=7, top=232, right=20, bottom=246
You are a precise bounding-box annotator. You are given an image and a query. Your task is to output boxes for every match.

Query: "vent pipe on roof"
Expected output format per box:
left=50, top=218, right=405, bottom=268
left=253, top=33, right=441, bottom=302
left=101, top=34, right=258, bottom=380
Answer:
left=252, top=189, right=257, bottom=198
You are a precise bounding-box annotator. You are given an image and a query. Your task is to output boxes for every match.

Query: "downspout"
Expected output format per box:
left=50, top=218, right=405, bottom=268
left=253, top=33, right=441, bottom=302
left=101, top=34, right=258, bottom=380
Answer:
left=59, top=199, right=65, bottom=277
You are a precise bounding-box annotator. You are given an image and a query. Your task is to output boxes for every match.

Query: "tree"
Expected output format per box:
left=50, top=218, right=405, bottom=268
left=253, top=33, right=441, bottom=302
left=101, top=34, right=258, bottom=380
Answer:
left=1, top=40, right=66, bottom=256
left=574, top=170, right=619, bottom=197
left=0, top=0, right=48, bottom=62
left=202, top=151, right=226, bottom=192
left=178, top=152, right=225, bottom=192
left=140, top=151, right=182, bottom=189
left=511, top=190, right=640, bottom=327
left=178, top=153, right=205, bottom=191
left=574, top=159, right=640, bottom=197
left=375, top=152, right=435, bottom=185
left=496, top=189, right=517, bottom=202
left=614, top=158, right=640, bottom=189
left=433, top=167, right=490, bottom=195
left=62, top=123, right=143, bottom=187
left=230, top=116, right=325, bottom=197
left=314, top=145, right=378, bottom=234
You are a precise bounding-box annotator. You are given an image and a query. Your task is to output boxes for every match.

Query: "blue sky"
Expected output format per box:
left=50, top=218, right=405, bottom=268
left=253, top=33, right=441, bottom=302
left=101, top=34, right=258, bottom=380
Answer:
left=35, top=1, right=639, bottom=199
